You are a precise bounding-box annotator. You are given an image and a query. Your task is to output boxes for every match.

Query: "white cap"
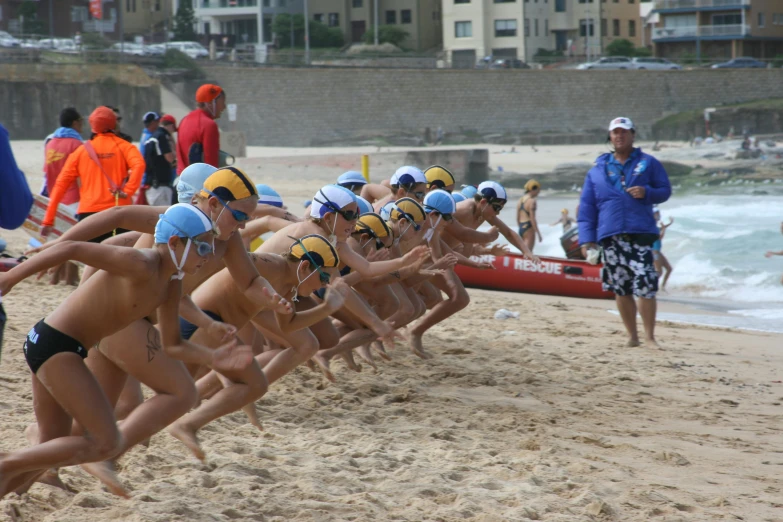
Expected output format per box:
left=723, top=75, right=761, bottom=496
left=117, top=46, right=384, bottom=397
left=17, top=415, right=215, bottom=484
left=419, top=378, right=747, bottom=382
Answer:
left=477, top=181, right=508, bottom=201
left=609, top=117, right=634, bottom=131
left=390, top=166, right=426, bottom=186
left=310, top=185, right=358, bottom=218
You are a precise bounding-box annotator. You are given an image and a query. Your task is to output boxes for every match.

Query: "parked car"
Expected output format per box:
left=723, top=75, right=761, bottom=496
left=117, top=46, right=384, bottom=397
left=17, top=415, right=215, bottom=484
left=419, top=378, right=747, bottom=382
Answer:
left=577, top=57, right=633, bottom=70
left=146, top=43, right=167, bottom=55
left=711, top=57, right=767, bottom=69
left=110, top=42, right=148, bottom=56
left=38, top=38, right=77, bottom=52
left=166, top=41, right=209, bottom=59
left=489, top=58, right=531, bottom=70
left=0, top=31, right=21, bottom=48
left=631, top=57, right=682, bottom=70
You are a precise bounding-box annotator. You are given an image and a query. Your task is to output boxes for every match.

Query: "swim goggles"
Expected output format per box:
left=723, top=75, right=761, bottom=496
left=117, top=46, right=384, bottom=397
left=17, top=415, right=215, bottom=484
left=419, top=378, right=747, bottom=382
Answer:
left=159, top=217, right=215, bottom=257
left=313, top=192, right=360, bottom=221
left=289, top=236, right=332, bottom=285
left=203, top=189, right=251, bottom=222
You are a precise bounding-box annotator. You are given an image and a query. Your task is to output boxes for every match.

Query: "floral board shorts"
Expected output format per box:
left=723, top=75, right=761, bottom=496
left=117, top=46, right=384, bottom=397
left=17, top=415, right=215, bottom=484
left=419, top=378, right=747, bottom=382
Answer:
left=600, top=235, right=658, bottom=298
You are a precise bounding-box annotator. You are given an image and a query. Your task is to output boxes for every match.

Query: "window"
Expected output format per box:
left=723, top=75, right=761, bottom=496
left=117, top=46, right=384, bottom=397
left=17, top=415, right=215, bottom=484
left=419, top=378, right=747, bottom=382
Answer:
left=494, top=0, right=515, bottom=2
left=601, top=18, right=607, bottom=36
left=353, top=0, right=363, bottom=7
left=545, top=19, right=549, bottom=36
left=555, top=0, right=566, bottom=12
left=328, top=13, right=339, bottom=27
left=629, top=0, right=634, bottom=3
left=401, top=9, right=412, bottom=24
left=712, top=13, right=741, bottom=25
left=204, top=22, right=210, bottom=34
left=455, top=0, right=470, bottom=3
left=126, top=0, right=130, bottom=11
left=578, top=0, right=594, bottom=3
left=279, top=0, right=287, bottom=6
left=629, top=20, right=636, bottom=37
left=263, top=0, right=270, bottom=6
left=155, top=0, right=160, bottom=10
left=613, top=18, right=620, bottom=36
left=534, top=18, right=539, bottom=37
left=579, top=18, right=594, bottom=37
left=455, top=21, right=472, bottom=37
left=495, top=19, right=518, bottom=37
left=758, top=12, right=765, bottom=27
left=132, top=0, right=136, bottom=12
left=386, top=10, right=396, bottom=24
left=314, top=13, right=323, bottom=22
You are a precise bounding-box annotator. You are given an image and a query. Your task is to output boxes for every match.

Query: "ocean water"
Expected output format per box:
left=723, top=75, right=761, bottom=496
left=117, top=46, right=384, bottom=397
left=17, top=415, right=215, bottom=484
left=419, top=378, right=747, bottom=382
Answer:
left=491, top=195, right=783, bottom=333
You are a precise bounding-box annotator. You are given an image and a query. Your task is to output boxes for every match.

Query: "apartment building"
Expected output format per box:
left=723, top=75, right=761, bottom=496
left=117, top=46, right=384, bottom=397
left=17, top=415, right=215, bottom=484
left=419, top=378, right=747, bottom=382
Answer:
left=443, top=0, right=551, bottom=68
left=651, top=0, right=783, bottom=60
left=0, top=0, right=120, bottom=38
left=549, top=0, right=642, bottom=58
left=308, top=0, right=442, bottom=51
left=122, top=0, right=172, bottom=39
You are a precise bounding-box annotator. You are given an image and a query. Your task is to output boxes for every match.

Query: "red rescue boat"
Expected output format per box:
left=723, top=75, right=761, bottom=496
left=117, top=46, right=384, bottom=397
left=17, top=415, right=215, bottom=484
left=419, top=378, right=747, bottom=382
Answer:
left=454, top=253, right=613, bottom=300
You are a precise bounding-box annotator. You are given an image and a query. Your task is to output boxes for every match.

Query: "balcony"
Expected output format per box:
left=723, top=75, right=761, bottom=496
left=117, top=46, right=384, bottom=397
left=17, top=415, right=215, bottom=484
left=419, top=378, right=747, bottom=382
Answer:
left=653, top=24, right=750, bottom=40
left=200, top=0, right=258, bottom=6
left=83, top=20, right=116, bottom=33
left=654, top=0, right=749, bottom=12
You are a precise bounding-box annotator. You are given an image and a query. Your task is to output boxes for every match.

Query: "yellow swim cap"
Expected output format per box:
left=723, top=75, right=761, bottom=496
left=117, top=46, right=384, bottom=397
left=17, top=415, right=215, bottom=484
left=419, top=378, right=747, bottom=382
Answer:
left=355, top=213, right=391, bottom=238
left=424, top=165, right=455, bottom=189
left=524, top=179, right=541, bottom=192
left=391, top=197, right=426, bottom=223
left=561, top=208, right=568, bottom=214
left=288, top=234, right=339, bottom=268
left=200, top=166, right=257, bottom=202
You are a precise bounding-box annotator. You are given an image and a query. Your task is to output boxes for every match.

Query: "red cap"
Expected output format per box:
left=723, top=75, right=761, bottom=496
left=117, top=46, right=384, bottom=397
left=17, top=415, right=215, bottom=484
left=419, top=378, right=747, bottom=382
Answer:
left=89, top=106, right=117, bottom=134
left=195, top=84, right=223, bottom=103
left=160, top=114, right=177, bottom=131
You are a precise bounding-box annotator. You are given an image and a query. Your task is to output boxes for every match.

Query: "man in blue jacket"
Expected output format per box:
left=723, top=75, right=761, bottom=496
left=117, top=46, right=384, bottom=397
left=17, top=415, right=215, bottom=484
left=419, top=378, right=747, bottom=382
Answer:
left=578, top=117, right=671, bottom=348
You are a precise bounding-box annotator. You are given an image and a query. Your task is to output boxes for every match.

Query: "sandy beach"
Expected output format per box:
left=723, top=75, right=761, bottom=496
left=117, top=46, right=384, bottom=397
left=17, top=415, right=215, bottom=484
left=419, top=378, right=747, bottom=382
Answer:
left=1, top=140, right=783, bottom=522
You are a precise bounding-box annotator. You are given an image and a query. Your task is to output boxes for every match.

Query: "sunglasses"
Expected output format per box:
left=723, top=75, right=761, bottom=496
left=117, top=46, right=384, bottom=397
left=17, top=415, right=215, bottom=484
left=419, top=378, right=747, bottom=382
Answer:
left=407, top=189, right=426, bottom=200
left=314, top=194, right=360, bottom=222
left=160, top=218, right=215, bottom=257
left=490, top=203, right=504, bottom=213
left=358, top=226, right=389, bottom=250
left=204, top=189, right=251, bottom=222
left=293, top=238, right=332, bottom=284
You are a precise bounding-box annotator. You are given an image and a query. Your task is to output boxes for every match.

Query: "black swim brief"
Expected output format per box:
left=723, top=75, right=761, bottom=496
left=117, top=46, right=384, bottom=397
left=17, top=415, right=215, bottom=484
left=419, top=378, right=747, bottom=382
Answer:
left=179, top=310, right=223, bottom=341
left=23, top=320, right=88, bottom=374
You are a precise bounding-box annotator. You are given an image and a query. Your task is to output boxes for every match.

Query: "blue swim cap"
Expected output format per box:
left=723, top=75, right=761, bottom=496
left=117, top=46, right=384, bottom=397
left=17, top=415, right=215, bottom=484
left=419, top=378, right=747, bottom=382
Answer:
left=303, top=200, right=311, bottom=208
left=423, top=189, right=456, bottom=216
left=337, top=171, right=367, bottom=187
left=255, top=184, right=283, bottom=208
left=177, top=163, right=218, bottom=204
left=379, top=201, right=395, bottom=221
left=477, top=181, right=508, bottom=201
left=452, top=192, right=467, bottom=203
left=154, top=204, right=214, bottom=244
left=460, top=185, right=478, bottom=199
left=310, top=185, right=358, bottom=219
left=355, top=195, right=373, bottom=215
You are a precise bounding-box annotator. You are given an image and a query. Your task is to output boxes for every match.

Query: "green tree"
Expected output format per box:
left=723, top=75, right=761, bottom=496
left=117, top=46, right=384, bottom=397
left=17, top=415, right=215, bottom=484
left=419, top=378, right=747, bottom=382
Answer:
left=362, top=25, right=409, bottom=47
left=634, top=46, right=653, bottom=57
left=308, top=20, right=344, bottom=48
left=605, top=38, right=635, bottom=57
left=173, top=1, right=197, bottom=41
left=17, top=0, right=46, bottom=35
left=272, top=13, right=305, bottom=47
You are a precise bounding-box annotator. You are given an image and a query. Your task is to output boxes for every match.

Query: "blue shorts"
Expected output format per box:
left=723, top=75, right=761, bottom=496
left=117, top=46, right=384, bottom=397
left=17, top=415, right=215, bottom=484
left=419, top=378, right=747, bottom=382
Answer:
left=179, top=310, right=223, bottom=340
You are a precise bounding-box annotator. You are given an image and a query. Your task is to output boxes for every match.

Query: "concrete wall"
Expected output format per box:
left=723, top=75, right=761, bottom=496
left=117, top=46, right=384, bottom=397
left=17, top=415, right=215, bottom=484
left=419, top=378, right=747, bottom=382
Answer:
left=196, top=67, right=783, bottom=146
left=0, top=64, right=160, bottom=141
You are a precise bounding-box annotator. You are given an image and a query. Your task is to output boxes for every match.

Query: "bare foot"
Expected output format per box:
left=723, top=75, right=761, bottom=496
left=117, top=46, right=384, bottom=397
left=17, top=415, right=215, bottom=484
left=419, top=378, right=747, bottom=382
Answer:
left=340, top=351, right=362, bottom=373
left=305, top=359, right=318, bottom=372
left=80, top=461, right=129, bottom=498
left=407, top=332, right=433, bottom=360
left=645, top=338, right=663, bottom=349
left=312, top=353, right=336, bottom=383
left=626, top=338, right=640, bottom=348
left=372, top=341, right=392, bottom=362
left=242, top=403, right=264, bottom=431
left=168, top=422, right=206, bottom=462
left=38, top=469, right=77, bottom=493
left=356, top=345, right=377, bottom=370
left=211, top=342, right=254, bottom=373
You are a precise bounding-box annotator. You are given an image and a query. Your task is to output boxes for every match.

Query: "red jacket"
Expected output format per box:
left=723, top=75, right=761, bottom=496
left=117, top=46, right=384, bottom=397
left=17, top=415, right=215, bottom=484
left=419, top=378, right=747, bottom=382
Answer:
left=176, top=108, right=220, bottom=174
left=44, top=136, right=82, bottom=206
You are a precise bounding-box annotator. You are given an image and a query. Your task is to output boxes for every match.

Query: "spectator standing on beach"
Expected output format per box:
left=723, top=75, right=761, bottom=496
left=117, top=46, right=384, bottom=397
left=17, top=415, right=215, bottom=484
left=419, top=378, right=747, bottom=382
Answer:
left=578, top=117, right=672, bottom=348
left=139, top=111, right=160, bottom=154
left=42, top=107, right=84, bottom=285
left=0, top=122, right=33, bottom=361
left=176, top=84, right=226, bottom=173
left=97, top=106, right=133, bottom=143
left=516, top=179, right=542, bottom=251
left=41, top=107, right=145, bottom=243
left=652, top=207, right=674, bottom=292
left=142, top=113, right=176, bottom=206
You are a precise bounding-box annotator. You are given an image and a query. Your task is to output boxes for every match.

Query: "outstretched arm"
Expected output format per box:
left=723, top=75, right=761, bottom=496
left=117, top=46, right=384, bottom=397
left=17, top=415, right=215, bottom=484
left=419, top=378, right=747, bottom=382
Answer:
left=337, top=243, right=430, bottom=279
left=486, top=214, right=538, bottom=262
left=276, top=281, right=348, bottom=333
left=240, top=215, right=292, bottom=243
left=444, top=219, right=499, bottom=244
left=250, top=205, right=301, bottom=222
left=1, top=240, right=153, bottom=295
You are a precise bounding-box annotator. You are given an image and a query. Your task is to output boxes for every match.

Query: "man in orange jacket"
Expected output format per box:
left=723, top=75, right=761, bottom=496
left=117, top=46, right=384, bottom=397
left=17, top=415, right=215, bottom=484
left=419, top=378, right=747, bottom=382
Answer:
left=176, top=84, right=226, bottom=174
left=42, top=106, right=145, bottom=243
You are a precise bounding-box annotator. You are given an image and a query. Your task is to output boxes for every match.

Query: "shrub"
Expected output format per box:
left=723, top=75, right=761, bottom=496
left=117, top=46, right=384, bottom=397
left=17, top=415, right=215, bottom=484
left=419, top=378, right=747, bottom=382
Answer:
left=362, top=25, right=409, bottom=47
left=605, top=38, right=635, bottom=57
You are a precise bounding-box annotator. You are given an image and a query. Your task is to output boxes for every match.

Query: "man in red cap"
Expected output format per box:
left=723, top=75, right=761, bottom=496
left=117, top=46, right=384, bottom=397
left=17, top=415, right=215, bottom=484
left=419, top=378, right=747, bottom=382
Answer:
left=176, top=84, right=226, bottom=174
left=41, top=106, right=145, bottom=243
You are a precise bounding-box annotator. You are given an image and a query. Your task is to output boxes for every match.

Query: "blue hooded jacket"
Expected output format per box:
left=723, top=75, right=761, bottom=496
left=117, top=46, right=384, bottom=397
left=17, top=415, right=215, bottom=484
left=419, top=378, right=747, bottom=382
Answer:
left=0, top=124, right=33, bottom=230
left=577, top=148, right=671, bottom=245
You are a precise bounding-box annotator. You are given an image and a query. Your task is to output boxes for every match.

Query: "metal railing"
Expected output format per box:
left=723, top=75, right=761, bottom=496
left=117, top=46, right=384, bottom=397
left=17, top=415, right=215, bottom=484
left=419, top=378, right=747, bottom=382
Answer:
left=654, top=0, right=749, bottom=9
left=653, top=24, right=750, bottom=39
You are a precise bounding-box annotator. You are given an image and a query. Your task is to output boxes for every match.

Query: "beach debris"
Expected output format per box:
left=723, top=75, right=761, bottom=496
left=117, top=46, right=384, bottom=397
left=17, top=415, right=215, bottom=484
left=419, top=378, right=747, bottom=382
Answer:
left=494, top=309, right=519, bottom=320
left=655, top=451, right=691, bottom=466
left=584, top=499, right=613, bottom=517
